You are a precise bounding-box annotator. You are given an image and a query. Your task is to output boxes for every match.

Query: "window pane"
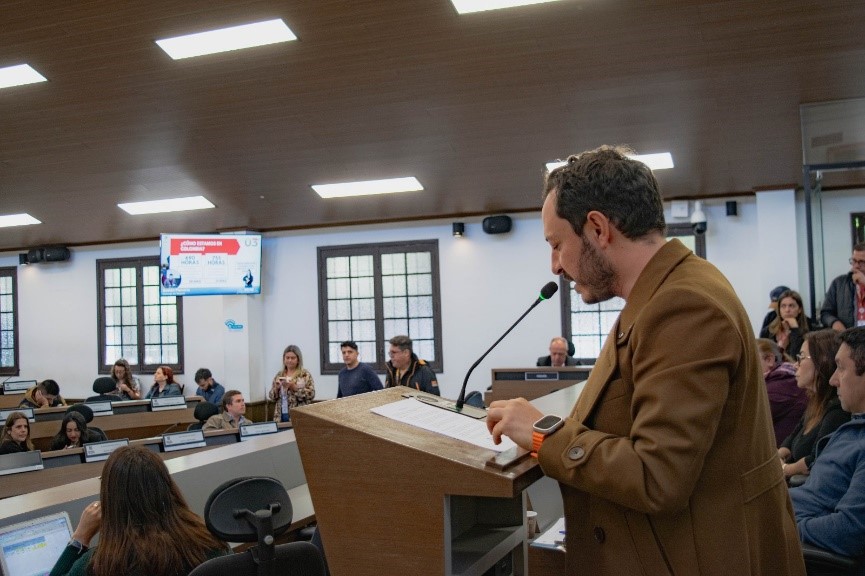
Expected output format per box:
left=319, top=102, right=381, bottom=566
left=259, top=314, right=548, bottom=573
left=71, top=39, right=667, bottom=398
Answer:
left=121, top=307, right=137, bottom=326
left=354, top=320, right=376, bottom=340
left=0, top=313, right=12, bottom=331
left=120, top=267, right=136, bottom=286
left=161, top=305, right=176, bottom=324
left=406, top=252, right=431, bottom=274
left=121, top=287, right=136, bottom=305
left=105, top=288, right=120, bottom=306
left=104, top=269, right=120, bottom=287
left=350, top=255, right=373, bottom=276
left=352, top=276, right=374, bottom=298
left=384, top=319, right=408, bottom=339
left=352, top=298, right=375, bottom=319
left=328, top=256, right=350, bottom=278
left=414, top=339, right=435, bottom=361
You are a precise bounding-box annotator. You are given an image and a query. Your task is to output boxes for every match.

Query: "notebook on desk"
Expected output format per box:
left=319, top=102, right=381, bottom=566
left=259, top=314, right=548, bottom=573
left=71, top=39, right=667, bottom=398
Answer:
left=0, top=511, right=73, bottom=576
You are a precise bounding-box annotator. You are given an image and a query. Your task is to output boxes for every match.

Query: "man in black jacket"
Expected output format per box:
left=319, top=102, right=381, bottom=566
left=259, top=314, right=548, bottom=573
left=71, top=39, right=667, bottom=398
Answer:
left=820, top=242, right=865, bottom=331
left=384, top=335, right=439, bottom=395
left=536, top=336, right=580, bottom=367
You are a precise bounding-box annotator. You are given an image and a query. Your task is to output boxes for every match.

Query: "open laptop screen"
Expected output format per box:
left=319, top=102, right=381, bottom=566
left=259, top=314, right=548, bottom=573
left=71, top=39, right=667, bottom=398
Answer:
left=0, top=511, right=72, bottom=576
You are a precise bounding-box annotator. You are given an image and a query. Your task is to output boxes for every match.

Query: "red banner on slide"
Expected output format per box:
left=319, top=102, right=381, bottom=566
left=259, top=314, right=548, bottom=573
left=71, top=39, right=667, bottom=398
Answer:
left=170, top=238, right=240, bottom=255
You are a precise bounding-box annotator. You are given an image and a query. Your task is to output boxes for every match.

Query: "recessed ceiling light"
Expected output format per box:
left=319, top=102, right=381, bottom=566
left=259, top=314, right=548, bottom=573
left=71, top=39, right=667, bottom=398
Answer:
left=0, top=64, right=48, bottom=89
left=451, top=0, right=565, bottom=14
left=546, top=152, right=675, bottom=172
left=118, top=196, right=215, bottom=215
left=312, top=177, right=424, bottom=199
left=155, top=18, right=297, bottom=60
left=0, top=213, right=41, bottom=228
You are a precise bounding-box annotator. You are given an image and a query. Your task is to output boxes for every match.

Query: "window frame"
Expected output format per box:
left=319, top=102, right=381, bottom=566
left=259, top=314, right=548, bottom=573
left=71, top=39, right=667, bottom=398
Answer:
left=317, top=240, right=443, bottom=375
left=96, top=256, right=184, bottom=375
left=559, top=223, right=705, bottom=361
left=0, top=267, right=19, bottom=376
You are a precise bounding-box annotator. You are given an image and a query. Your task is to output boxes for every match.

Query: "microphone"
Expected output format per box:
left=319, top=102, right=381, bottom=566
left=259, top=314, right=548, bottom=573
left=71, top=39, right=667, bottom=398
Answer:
left=454, top=281, right=559, bottom=411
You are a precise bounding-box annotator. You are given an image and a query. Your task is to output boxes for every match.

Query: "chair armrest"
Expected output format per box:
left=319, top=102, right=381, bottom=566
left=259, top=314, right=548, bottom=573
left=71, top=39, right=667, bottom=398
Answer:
left=801, top=543, right=859, bottom=572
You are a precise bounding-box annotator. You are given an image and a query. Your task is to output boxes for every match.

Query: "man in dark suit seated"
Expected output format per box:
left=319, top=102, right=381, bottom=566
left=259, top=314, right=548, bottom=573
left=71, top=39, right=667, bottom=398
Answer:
left=536, top=336, right=580, bottom=367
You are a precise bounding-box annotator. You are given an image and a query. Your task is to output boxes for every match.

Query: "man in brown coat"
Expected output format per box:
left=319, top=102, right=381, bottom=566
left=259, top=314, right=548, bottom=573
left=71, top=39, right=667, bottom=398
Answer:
left=487, top=146, right=805, bottom=575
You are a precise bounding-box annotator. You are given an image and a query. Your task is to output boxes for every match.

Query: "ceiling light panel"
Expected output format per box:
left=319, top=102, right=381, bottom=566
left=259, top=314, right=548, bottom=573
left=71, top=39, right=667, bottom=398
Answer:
left=0, top=64, right=48, bottom=89
left=118, top=196, right=215, bottom=215
left=312, top=177, right=424, bottom=199
left=155, top=18, right=297, bottom=60
left=452, top=0, right=565, bottom=14
left=0, top=213, right=41, bottom=228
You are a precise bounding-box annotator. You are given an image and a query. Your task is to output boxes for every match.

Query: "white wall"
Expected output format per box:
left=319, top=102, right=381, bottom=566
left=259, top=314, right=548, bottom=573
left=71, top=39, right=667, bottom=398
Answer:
left=2, top=188, right=862, bottom=402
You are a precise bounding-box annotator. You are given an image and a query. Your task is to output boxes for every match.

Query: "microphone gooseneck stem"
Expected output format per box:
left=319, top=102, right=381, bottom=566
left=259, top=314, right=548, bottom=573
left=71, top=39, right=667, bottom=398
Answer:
left=455, top=297, right=543, bottom=410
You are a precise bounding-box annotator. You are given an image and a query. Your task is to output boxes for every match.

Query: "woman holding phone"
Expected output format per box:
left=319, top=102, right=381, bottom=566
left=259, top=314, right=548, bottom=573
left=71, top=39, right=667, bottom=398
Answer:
left=269, top=345, right=315, bottom=422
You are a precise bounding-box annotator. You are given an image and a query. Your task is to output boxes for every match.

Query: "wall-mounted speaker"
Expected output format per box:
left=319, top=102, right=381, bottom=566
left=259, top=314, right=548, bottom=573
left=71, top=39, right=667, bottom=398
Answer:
left=43, top=247, right=71, bottom=262
left=482, top=215, right=512, bottom=235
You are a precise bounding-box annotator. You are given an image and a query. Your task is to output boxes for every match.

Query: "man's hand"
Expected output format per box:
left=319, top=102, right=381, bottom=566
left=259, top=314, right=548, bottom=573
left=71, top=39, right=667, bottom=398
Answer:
left=832, top=320, right=846, bottom=332
left=486, top=397, right=544, bottom=451
left=853, top=270, right=865, bottom=286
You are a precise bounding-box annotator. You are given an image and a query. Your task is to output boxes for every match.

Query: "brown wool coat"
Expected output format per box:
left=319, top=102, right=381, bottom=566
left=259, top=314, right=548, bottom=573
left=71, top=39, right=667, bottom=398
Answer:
left=538, top=240, right=805, bottom=575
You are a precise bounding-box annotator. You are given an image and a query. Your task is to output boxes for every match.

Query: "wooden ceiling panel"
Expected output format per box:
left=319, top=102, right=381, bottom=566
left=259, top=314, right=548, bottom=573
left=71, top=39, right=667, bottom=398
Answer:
left=1, top=0, right=864, bottom=251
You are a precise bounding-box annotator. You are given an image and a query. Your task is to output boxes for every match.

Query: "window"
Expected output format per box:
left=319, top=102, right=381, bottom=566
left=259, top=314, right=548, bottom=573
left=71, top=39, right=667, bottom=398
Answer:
left=318, top=240, right=442, bottom=374
left=96, top=257, right=184, bottom=373
left=0, top=267, right=18, bottom=376
left=560, top=224, right=705, bottom=361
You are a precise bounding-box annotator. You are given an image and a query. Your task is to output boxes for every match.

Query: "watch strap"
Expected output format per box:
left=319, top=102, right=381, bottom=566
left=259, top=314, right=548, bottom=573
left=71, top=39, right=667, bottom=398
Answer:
left=531, top=430, right=545, bottom=458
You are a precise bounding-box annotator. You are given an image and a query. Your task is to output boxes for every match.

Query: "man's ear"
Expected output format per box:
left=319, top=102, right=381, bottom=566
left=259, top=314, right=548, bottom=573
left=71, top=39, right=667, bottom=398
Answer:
left=584, top=210, right=613, bottom=248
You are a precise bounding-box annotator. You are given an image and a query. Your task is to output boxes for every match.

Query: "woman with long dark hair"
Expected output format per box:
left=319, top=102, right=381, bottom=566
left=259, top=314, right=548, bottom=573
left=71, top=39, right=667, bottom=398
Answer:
left=50, top=445, right=228, bottom=576
left=49, top=411, right=93, bottom=450
left=778, top=329, right=850, bottom=478
left=0, top=411, right=34, bottom=454
left=760, top=289, right=813, bottom=359
left=110, top=358, right=142, bottom=400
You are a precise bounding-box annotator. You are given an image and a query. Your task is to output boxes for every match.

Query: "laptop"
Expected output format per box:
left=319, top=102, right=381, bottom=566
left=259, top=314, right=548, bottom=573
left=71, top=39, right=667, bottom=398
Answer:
left=0, top=511, right=73, bottom=576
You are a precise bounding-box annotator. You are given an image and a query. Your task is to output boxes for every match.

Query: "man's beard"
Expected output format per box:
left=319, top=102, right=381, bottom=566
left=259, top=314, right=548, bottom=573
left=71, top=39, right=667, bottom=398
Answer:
left=574, top=235, right=617, bottom=304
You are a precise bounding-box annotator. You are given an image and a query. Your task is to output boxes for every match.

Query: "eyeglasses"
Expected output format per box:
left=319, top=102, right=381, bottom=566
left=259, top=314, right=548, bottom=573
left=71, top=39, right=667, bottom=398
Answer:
left=796, top=353, right=811, bottom=363
left=850, top=258, right=865, bottom=267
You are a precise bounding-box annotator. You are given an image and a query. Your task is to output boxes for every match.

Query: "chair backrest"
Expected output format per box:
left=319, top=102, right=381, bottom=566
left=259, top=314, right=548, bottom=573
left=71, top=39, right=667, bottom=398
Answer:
left=801, top=543, right=861, bottom=576
left=188, top=542, right=326, bottom=576
left=463, top=390, right=485, bottom=409
left=92, top=376, right=116, bottom=395
left=187, top=422, right=204, bottom=431
left=194, top=402, right=220, bottom=423
left=65, top=403, right=94, bottom=423
left=87, top=427, right=108, bottom=442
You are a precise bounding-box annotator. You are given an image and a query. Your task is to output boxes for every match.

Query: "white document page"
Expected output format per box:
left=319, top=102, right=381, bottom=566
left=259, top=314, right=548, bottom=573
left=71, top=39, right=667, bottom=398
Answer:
left=371, top=398, right=517, bottom=452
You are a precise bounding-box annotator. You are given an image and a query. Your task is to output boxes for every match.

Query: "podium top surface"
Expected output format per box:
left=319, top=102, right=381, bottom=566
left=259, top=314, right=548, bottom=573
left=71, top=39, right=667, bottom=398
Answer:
left=292, top=388, right=545, bottom=495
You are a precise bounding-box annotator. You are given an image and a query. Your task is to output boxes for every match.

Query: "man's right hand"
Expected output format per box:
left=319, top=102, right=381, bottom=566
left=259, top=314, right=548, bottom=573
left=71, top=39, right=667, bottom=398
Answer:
left=832, top=320, right=846, bottom=332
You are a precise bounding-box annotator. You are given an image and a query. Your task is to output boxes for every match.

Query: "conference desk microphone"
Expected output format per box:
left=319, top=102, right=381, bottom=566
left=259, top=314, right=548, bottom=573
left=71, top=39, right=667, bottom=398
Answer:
left=411, top=281, right=559, bottom=420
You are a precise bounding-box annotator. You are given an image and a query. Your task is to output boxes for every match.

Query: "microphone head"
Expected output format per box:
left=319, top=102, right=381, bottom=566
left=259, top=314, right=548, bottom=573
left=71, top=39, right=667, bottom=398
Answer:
left=539, top=281, right=559, bottom=300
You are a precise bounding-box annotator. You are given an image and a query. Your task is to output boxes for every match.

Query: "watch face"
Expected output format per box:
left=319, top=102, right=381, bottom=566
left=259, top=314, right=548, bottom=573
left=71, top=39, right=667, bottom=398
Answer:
left=534, top=415, right=563, bottom=432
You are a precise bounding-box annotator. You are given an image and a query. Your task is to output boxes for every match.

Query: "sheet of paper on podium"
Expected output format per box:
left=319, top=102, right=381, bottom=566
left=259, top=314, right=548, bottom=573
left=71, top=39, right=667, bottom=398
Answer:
left=371, top=398, right=517, bottom=452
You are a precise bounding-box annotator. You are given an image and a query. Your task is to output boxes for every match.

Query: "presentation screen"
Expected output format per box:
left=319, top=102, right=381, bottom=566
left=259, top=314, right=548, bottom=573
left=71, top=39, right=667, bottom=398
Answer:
left=159, top=233, right=262, bottom=296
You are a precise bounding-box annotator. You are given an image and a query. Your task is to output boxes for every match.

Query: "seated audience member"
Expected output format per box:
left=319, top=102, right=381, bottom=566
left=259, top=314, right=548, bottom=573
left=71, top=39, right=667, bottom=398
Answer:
left=790, top=327, right=865, bottom=561
left=760, top=290, right=814, bottom=359
left=761, top=285, right=790, bottom=331
left=384, top=335, right=439, bottom=396
left=779, top=330, right=851, bottom=479
left=194, top=368, right=225, bottom=405
left=337, top=340, right=383, bottom=398
left=87, top=377, right=123, bottom=403
left=66, top=404, right=107, bottom=442
left=145, top=365, right=183, bottom=399
left=49, top=445, right=229, bottom=576
left=536, top=336, right=580, bottom=367
left=50, top=411, right=97, bottom=450
left=202, top=390, right=251, bottom=431
left=269, top=345, right=316, bottom=422
left=109, top=358, right=142, bottom=400
left=0, top=411, right=34, bottom=455
left=758, top=338, right=808, bottom=446
left=18, top=379, right=66, bottom=409
left=820, top=242, right=865, bottom=331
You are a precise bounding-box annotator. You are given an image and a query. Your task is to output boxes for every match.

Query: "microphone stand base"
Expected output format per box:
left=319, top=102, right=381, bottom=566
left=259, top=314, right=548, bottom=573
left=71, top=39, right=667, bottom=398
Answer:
left=401, top=390, right=487, bottom=419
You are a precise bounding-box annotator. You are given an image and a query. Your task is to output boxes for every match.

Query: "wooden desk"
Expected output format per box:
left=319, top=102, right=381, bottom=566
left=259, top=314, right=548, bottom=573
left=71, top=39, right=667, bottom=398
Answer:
left=30, top=400, right=202, bottom=451
left=0, top=429, right=313, bottom=538
left=484, top=366, right=592, bottom=405
left=0, top=393, right=27, bottom=409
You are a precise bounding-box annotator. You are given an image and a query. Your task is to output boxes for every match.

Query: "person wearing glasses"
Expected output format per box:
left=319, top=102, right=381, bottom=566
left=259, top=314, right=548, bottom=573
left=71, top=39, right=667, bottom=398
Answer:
left=384, top=335, right=439, bottom=396
left=820, top=242, right=865, bottom=331
left=778, top=330, right=850, bottom=479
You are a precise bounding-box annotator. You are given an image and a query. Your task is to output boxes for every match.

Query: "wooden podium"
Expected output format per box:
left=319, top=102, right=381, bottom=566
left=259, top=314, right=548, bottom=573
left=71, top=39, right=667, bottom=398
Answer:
left=291, top=388, right=544, bottom=576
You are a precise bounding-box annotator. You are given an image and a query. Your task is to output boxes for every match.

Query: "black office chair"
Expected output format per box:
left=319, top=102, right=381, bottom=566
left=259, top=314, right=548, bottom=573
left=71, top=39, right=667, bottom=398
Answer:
left=85, top=376, right=123, bottom=403
left=188, top=402, right=220, bottom=431
left=65, top=403, right=108, bottom=441
left=189, top=477, right=326, bottom=576
left=802, top=543, right=862, bottom=576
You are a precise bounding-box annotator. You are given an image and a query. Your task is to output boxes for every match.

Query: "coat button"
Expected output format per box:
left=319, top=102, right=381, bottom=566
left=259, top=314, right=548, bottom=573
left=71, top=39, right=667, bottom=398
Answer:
left=567, top=446, right=585, bottom=460
left=593, top=527, right=605, bottom=543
